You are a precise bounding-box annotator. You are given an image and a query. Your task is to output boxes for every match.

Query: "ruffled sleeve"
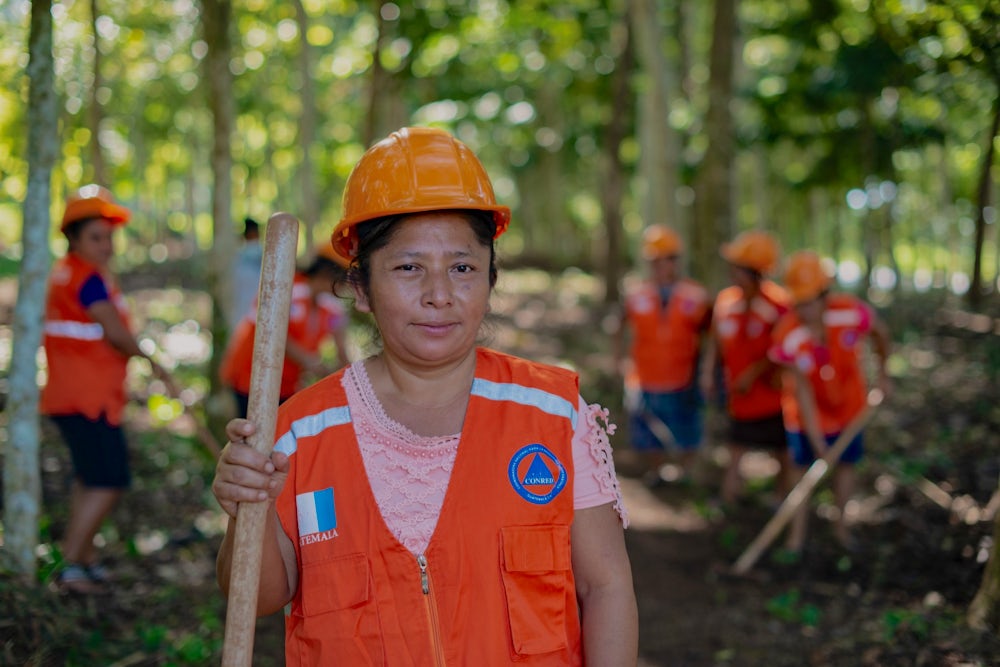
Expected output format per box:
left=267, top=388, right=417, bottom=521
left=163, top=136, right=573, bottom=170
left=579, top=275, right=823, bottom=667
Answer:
left=572, top=396, right=629, bottom=528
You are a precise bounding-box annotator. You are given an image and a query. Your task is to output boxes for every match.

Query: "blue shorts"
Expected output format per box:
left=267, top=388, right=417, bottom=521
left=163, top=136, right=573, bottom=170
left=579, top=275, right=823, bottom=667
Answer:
left=630, top=388, right=703, bottom=452
left=51, top=414, right=131, bottom=488
left=786, top=430, right=864, bottom=467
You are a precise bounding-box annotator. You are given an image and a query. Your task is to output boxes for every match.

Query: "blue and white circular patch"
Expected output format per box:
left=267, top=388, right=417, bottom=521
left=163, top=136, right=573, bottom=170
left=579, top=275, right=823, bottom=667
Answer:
left=508, top=444, right=567, bottom=505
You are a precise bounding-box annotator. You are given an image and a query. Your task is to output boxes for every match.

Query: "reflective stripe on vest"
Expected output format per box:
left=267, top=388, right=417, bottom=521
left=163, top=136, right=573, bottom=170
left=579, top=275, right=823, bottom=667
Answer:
left=44, top=320, right=104, bottom=340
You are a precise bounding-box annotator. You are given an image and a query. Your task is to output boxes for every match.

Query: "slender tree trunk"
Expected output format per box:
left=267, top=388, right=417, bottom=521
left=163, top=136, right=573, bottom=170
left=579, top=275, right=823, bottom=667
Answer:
left=364, top=1, right=390, bottom=147
left=629, top=0, right=682, bottom=237
left=88, top=0, right=108, bottom=186
left=601, top=11, right=633, bottom=306
left=5, top=0, right=57, bottom=581
left=968, top=94, right=1000, bottom=309
left=692, top=0, right=737, bottom=289
left=293, top=0, right=318, bottom=243
left=201, top=0, right=236, bottom=428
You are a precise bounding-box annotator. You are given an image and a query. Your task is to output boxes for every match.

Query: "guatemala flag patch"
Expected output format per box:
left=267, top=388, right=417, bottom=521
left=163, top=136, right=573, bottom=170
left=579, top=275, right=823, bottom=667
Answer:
left=296, top=487, right=339, bottom=545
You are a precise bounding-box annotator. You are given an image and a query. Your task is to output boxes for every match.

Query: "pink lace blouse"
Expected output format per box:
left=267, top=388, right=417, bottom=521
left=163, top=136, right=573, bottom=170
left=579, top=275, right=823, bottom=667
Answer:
left=343, top=360, right=629, bottom=555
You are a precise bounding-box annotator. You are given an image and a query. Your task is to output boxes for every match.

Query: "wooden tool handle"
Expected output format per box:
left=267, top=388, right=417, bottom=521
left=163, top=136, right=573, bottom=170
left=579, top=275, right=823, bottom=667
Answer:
left=731, top=391, right=883, bottom=576
left=221, top=213, right=299, bottom=667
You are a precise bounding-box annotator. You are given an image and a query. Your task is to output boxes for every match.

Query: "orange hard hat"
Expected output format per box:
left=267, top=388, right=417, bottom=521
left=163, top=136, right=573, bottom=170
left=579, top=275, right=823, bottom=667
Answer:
left=61, top=184, right=131, bottom=231
left=720, top=230, right=780, bottom=274
left=314, top=241, right=350, bottom=268
left=641, top=225, right=683, bottom=260
left=783, top=250, right=833, bottom=303
left=331, top=127, right=511, bottom=259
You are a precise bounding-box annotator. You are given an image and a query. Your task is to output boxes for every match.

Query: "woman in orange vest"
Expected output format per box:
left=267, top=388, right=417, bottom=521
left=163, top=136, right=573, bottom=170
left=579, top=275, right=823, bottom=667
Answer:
left=219, top=244, right=351, bottom=418
left=42, top=185, right=176, bottom=593
left=212, top=127, right=638, bottom=665
left=769, top=250, right=891, bottom=554
left=615, top=224, right=712, bottom=487
left=701, top=230, right=791, bottom=507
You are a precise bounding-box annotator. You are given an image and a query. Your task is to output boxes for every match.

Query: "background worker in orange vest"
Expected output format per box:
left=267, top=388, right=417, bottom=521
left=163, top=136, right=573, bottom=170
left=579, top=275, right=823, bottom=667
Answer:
left=769, top=250, right=891, bottom=555
left=615, top=224, right=712, bottom=487
left=212, top=127, right=638, bottom=665
left=220, top=243, right=351, bottom=418
left=41, top=185, right=177, bottom=594
left=701, top=230, right=791, bottom=507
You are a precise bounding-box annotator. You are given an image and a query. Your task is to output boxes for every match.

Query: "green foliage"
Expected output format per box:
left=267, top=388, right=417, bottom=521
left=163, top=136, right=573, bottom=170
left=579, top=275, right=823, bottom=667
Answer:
left=766, top=588, right=822, bottom=628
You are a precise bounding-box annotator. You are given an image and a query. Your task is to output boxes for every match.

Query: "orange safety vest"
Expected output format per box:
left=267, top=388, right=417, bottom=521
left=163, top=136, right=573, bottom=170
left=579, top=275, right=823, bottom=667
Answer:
left=624, top=279, right=711, bottom=392
left=711, top=281, right=789, bottom=420
left=273, top=348, right=582, bottom=666
left=40, top=253, right=131, bottom=425
left=220, top=275, right=347, bottom=397
left=770, top=294, right=873, bottom=435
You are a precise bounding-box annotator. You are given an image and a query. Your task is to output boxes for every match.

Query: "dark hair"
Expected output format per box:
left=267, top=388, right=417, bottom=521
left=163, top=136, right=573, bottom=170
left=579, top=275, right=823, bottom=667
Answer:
left=345, top=210, right=498, bottom=300
left=243, top=217, right=260, bottom=239
left=62, top=217, right=100, bottom=244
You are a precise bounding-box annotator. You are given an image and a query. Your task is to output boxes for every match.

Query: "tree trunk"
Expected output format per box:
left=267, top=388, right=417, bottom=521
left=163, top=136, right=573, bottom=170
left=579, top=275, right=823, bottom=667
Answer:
left=293, top=0, right=318, bottom=244
left=629, top=0, right=682, bottom=237
left=692, top=0, right=737, bottom=289
left=968, top=93, right=1000, bottom=310
left=201, top=0, right=236, bottom=428
left=969, top=484, right=1000, bottom=630
left=5, top=0, right=57, bottom=581
left=88, top=0, right=108, bottom=186
left=601, top=11, right=633, bottom=306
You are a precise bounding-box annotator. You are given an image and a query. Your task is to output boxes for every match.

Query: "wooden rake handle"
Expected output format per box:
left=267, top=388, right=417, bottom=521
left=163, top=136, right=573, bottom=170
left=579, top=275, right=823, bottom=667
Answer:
left=730, top=390, right=883, bottom=576
left=221, top=213, right=299, bottom=667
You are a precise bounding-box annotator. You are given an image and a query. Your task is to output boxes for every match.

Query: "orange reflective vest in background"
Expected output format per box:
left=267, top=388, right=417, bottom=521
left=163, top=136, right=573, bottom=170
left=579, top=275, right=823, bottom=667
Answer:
left=41, top=252, right=130, bottom=425
left=711, top=281, right=790, bottom=420
left=624, top=279, right=711, bottom=392
left=220, top=274, right=347, bottom=398
left=770, top=294, right=873, bottom=435
left=274, top=348, right=582, bottom=666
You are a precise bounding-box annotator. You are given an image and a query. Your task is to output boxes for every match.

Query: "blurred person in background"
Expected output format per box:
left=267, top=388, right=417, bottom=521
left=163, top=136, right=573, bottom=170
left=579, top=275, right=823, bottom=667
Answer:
left=230, top=216, right=263, bottom=329
left=220, top=243, right=351, bottom=418
left=41, top=184, right=176, bottom=594
left=770, top=250, right=891, bottom=554
left=614, top=224, right=712, bottom=487
left=701, top=230, right=791, bottom=508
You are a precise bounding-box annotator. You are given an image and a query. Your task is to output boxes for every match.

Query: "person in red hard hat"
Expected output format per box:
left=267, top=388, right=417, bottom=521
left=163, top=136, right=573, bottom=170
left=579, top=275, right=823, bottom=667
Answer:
left=42, top=184, right=177, bottom=594
left=220, top=243, right=351, bottom=418
left=769, top=250, right=892, bottom=554
left=614, top=224, right=712, bottom=487
left=211, top=127, right=637, bottom=665
left=701, top=230, right=791, bottom=508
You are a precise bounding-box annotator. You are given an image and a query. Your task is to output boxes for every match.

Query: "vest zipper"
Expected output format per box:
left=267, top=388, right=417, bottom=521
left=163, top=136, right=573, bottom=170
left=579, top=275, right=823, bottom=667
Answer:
left=417, top=554, right=446, bottom=666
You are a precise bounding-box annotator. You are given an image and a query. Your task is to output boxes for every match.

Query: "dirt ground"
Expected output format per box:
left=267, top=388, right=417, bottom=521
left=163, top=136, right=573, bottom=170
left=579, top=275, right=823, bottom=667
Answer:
left=4, top=271, right=1000, bottom=665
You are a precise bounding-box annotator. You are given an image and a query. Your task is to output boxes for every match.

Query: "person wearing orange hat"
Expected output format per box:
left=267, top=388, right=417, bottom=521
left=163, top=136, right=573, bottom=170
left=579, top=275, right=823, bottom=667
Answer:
left=615, top=224, right=712, bottom=487
left=220, top=243, right=351, bottom=418
left=769, top=250, right=891, bottom=554
left=212, top=127, right=637, bottom=664
left=42, top=184, right=176, bottom=593
left=701, top=230, right=791, bottom=507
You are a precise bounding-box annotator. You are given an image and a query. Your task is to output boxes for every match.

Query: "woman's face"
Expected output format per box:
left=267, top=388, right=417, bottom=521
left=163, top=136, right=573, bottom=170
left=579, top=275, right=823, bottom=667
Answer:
left=70, top=218, right=115, bottom=268
left=354, top=212, right=492, bottom=368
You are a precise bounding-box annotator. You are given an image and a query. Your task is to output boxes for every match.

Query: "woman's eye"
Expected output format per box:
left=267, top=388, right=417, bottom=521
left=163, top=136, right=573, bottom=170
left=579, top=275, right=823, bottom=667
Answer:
left=454, top=264, right=475, bottom=273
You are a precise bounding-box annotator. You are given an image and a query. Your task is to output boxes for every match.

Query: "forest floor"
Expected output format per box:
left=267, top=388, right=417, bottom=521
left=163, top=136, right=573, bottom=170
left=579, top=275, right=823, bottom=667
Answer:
left=2, top=267, right=1000, bottom=666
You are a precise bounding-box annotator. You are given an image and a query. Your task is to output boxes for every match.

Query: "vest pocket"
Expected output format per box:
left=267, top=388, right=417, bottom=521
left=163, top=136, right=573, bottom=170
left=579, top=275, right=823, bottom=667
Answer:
left=500, top=525, right=572, bottom=656
left=299, top=551, right=371, bottom=616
